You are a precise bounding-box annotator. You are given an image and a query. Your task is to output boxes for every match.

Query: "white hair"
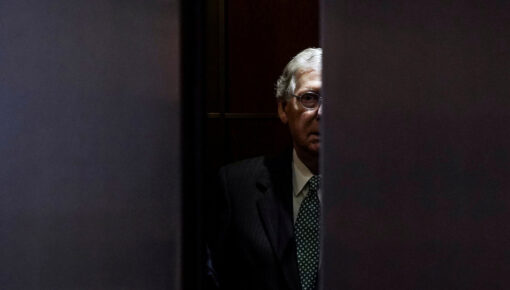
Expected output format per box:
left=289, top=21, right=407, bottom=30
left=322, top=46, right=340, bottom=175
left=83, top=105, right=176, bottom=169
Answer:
left=275, top=47, right=322, bottom=101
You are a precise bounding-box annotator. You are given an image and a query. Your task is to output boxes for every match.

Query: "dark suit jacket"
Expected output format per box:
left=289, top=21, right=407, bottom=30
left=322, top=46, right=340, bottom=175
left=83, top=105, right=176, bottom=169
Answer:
left=206, top=150, right=301, bottom=290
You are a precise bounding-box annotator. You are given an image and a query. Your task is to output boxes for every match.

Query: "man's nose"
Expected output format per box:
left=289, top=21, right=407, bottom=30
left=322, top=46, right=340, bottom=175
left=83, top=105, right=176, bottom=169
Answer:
left=317, top=103, right=322, bottom=120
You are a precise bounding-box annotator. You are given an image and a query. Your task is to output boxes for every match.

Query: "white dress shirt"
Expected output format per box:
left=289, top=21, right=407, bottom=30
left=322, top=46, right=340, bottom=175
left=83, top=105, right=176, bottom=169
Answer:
left=292, top=149, right=322, bottom=223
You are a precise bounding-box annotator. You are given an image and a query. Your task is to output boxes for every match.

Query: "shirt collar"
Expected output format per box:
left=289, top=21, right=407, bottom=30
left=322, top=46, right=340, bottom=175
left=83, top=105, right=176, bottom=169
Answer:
left=292, top=149, right=314, bottom=197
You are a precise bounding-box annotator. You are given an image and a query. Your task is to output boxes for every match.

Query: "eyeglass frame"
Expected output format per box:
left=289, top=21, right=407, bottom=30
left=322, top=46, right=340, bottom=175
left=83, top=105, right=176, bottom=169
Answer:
left=290, top=91, right=323, bottom=110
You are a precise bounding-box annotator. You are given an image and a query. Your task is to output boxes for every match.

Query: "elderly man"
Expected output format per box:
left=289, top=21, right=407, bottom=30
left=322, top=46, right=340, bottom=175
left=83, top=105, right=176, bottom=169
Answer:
left=206, top=48, right=322, bottom=290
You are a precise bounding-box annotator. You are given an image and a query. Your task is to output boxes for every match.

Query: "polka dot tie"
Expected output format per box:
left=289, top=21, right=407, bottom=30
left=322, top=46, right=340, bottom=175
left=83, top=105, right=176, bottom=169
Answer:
left=295, top=175, right=321, bottom=290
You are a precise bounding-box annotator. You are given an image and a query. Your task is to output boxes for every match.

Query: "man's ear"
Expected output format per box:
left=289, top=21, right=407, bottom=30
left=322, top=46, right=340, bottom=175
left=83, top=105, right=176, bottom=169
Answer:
left=278, top=101, right=288, bottom=124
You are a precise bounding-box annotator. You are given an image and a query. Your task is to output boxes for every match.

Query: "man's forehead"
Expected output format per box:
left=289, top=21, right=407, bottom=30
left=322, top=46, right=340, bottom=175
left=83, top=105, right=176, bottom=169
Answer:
left=295, top=69, right=322, bottom=91
left=295, top=68, right=321, bottom=77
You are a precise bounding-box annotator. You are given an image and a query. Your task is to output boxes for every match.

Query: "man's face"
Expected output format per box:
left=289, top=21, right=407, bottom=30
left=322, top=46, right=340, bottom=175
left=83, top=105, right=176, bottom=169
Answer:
left=278, top=68, right=322, bottom=157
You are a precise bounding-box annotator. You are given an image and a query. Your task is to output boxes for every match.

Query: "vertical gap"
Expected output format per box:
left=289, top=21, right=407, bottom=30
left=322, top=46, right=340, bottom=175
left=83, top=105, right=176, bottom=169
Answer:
left=318, top=1, right=324, bottom=289
left=203, top=0, right=226, bottom=287
left=181, top=0, right=205, bottom=289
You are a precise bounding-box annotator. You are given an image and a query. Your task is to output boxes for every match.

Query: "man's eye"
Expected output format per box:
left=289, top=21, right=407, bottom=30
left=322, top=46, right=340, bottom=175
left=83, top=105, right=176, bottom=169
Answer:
left=303, top=93, right=316, bottom=100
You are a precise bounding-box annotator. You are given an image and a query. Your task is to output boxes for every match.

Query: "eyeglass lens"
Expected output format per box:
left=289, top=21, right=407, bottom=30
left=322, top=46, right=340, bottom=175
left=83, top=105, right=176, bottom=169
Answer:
left=300, top=92, right=320, bottom=109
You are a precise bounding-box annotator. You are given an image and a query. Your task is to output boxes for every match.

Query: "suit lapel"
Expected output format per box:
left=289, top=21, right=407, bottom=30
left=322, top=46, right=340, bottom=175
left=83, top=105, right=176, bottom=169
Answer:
left=256, top=150, right=300, bottom=290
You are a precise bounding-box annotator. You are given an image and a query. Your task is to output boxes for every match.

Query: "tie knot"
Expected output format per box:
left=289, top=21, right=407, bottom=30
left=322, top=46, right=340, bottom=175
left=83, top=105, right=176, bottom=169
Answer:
left=308, top=175, right=320, bottom=192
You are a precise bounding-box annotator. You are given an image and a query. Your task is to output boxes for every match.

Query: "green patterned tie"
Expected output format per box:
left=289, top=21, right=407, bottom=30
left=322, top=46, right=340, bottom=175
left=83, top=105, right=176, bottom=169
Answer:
left=295, top=175, right=321, bottom=290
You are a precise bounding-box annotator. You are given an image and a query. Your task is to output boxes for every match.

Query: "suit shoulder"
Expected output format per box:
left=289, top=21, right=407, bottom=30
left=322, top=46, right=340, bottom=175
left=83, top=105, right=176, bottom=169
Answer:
left=219, top=155, right=266, bottom=180
left=218, top=150, right=292, bottom=186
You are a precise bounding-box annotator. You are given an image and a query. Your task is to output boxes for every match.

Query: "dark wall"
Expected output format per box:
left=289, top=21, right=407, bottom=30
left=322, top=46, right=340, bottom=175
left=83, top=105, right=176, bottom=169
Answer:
left=323, top=1, right=510, bottom=289
left=0, top=0, right=180, bottom=289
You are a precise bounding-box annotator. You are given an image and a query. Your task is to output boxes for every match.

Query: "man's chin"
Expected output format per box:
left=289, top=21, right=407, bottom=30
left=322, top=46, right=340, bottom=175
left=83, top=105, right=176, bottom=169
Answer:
left=294, top=141, right=320, bottom=157
left=307, top=142, right=320, bottom=156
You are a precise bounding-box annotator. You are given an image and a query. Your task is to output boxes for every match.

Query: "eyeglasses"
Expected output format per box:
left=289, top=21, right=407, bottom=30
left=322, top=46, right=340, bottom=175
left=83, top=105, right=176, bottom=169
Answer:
left=291, top=91, right=322, bottom=110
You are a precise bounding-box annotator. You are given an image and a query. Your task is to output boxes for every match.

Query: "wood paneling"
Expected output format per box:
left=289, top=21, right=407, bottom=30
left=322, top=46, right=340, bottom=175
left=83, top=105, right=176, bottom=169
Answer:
left=206, top=0, right=319, bottom=171
left=227, top=0, right=320, bottom=114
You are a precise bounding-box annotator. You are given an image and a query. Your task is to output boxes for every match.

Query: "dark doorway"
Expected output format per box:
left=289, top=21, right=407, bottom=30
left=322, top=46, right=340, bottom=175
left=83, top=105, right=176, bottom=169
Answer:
left=195, top=0, right=320, bottom=289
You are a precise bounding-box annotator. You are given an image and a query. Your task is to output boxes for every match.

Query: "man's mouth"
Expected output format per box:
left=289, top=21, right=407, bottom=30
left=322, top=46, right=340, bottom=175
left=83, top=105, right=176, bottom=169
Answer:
left=309, top=133, right=320, bottom=141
